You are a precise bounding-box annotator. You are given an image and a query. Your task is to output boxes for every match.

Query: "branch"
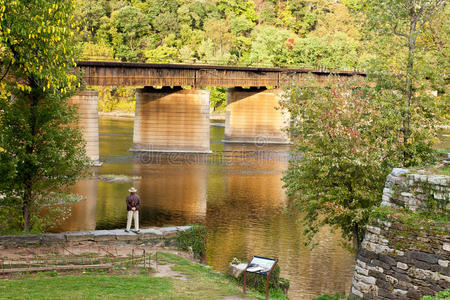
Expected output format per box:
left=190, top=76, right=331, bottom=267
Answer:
left=393, top=23, right=408, bottom=38
left=0, top=60, right=11, bottom=83
left=417, top=0, right=446, bottom=32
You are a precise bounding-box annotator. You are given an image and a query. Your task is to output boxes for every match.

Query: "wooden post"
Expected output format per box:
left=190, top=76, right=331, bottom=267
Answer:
left=243, top=260, right=251, bottom=297
left=265, top=260, right=278, bottom=300
left=143, top=249, right=146, bottom=269
left=243, top=271, right=247, bottom=296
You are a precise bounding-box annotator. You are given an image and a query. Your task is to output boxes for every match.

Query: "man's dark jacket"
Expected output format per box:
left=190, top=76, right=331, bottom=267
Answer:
left=126, top=193, right=141, bottom=211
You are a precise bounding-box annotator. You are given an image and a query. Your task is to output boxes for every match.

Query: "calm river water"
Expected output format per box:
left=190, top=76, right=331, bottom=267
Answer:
left=56, top=117, right=358, bottom=299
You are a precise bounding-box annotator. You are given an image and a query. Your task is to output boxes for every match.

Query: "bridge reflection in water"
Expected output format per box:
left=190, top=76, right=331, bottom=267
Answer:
left=55, top=117, right=355, bottom=299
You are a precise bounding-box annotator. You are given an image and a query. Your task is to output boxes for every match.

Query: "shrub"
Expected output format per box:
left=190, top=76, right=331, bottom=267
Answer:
left=421, top=289, right=450, bottom=300
left=175, top=225, right=207, bottom=259
left=236, top=264, right=290, bottom=295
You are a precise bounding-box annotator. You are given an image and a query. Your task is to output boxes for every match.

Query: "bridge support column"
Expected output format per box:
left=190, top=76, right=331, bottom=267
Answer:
left=132, top=87, right=210, bottom=153
left=224, top=87, right=289, bottom=144
left=68, top=90, right=100, bottom=162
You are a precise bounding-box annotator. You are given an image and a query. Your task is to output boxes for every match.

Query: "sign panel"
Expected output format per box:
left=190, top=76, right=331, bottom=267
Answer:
left=246, top=256, right=277, bottom=275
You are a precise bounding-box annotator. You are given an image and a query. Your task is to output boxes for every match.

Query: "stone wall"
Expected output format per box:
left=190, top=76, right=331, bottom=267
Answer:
left=0, top=226, right=191, bottom=246
left=350, top=168, right=449, bottom=299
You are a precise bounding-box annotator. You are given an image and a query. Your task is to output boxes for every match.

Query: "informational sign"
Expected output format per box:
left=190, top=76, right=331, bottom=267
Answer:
left=243, top=256, right=278, bottom=300
left=246, top=256, right=277, bottom=275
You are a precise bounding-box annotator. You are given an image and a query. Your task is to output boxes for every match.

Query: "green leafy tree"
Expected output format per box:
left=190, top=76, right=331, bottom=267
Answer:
left=204, top=18, right=234, bottom=61
left=110, top=6, right=151, bottom=61
left=363, top=0, right=446, bottom=166
left=147, top=0, right=180, bottom=42
left=249, top=26, right=295, bottom=66
left=0, top=0, right=90, bottom=232
left=282, top=0, right=446, bottom=251
left=292, top=33, right=359, bottom=69
left=281, top=76, right=400, bottom=250
left=209, top=87, right=227, bottom=112
left=216, top=0, right=257, bottom=22
left=77, top=0, right=108, bottom=41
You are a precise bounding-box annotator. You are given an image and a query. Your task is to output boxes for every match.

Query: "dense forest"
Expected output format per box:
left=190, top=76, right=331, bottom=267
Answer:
left=78, top=0, right=366, bottom=69
left=74, top=0, right=447, bottom=112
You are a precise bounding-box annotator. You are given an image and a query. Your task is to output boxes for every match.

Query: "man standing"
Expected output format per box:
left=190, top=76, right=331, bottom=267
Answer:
left=125, top=187, right=140, bottom=233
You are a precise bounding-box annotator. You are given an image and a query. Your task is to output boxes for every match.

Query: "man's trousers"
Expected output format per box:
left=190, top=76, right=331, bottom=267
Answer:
left=126, top=210, right=139, bottom=231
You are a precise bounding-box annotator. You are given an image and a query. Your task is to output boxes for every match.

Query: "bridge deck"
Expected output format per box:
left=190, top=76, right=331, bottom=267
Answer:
left=77, top=61, right=365, bottom=87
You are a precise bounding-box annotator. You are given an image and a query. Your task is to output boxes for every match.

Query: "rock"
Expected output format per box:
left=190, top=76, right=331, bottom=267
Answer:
left=229, top=263, right=247, bottom=278
left=407, top=267, right=439, bottom=281
left=355, top=265, right=369, bottom=276
left=391, top=168, right=410, bottom=177
left=438, top=259, right=449, bottom=268
left=138, top=228, right=163, bottom=239
left=90, top=230, right=114, bottom=242
left=159, top=227, right=178, bottom=237
left=410, top=251, right=438, bottom=264
left=176, top=226, right=191, bottom=232
left=2, top=234, right=42, bottom=245
left=397, top=262, right=409, bottom=270
left=393, top=289, right=408, bottom=296
left=351, top=287, right=364, bottom=298
left=41, top=233, right=66, bottom=243
left=65, top=231, right=94, bottom=242
left=109, top=229, right=138, bottom=241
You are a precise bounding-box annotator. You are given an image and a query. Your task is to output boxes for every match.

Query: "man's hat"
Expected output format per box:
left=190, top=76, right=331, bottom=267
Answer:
left=128, top=187, right=137, bottom=193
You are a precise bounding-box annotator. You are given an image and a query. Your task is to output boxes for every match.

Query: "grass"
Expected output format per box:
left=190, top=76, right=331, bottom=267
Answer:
left=0, top=252, right=288, bottom=300
left=0, top=274, right=171, bottom=299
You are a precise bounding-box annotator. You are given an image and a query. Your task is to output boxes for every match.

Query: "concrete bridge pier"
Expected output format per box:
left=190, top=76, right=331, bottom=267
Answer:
left=131, top=87, right=211, bottom=153
left=68, top=90, right=100, bottom=162
left=224, top=87, right=290, bottom=145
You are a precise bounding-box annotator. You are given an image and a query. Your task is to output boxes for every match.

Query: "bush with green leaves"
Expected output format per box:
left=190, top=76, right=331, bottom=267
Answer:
left=421, top=289, right=450, bottom=300
left=236, top=264, right=290, bottom=296
left=175, top=225, right=207, bottom=259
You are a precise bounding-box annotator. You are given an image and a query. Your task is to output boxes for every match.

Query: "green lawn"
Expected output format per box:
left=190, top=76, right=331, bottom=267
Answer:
left=0, top=252, right=288, bottom=300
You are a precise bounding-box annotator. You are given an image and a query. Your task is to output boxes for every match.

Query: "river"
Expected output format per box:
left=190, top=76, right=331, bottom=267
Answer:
left=55, top=116, right=368, bottom=299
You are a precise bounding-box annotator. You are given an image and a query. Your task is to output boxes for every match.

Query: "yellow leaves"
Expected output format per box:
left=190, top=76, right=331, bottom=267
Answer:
left=16, top=83, right=31, bottom=92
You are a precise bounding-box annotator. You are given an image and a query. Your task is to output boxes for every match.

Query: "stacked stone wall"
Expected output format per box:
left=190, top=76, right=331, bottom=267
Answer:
left=350, top=168, right=449, bottom=299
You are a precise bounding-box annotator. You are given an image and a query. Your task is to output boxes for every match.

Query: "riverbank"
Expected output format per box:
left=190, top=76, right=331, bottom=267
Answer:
left=0, top=226, right=288, bottom=300
left=0, top=251, right=287, bottom=299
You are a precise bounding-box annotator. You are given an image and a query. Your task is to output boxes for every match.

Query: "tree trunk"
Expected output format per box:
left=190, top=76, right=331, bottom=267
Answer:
left=352, top=224, right=360, bottom=251
left=22, top=85, right=39, bottom=232
left=403, top=3, right=418, bottom=166
left=22, top=183, right=32, bottom=232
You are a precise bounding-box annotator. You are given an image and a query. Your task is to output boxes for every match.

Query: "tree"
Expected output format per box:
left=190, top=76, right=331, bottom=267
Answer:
left=362, top=0, right=447, bottom=166
left=0, top=0, right=90, bottom=232
left=249, top=26, right=295, bottom=66
left=280, top=76, right=401, bottom=250
left=110, top=6, right=151, bottom=62
left=281, top=0, right=446, bottom=250
left=203, top=18, right=234, bottom=61
left=292, top=33, right=360, bottom=69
